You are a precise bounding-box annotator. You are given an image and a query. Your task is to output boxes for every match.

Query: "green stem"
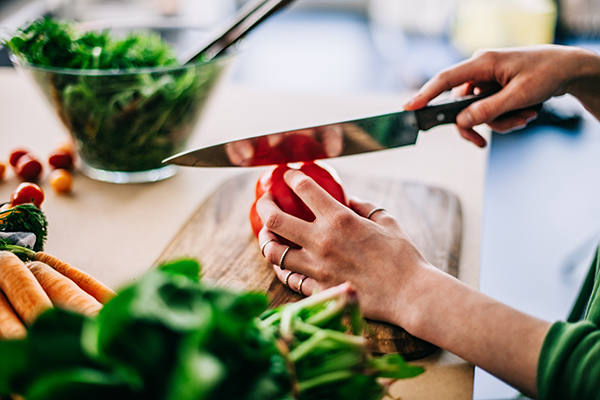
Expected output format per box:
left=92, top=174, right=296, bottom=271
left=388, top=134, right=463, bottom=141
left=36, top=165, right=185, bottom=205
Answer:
left=280, top=283, right=355, bottom=341
left=0, top=243, right=36, bottom=261
left=297, top=370, right=355, bottom=392
left=289, top=329, right=365, bottom=363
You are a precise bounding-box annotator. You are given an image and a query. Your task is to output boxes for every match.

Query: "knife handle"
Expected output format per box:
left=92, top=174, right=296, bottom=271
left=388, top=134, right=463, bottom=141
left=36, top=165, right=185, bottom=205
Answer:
left=415, top=90, right=543, bottom=131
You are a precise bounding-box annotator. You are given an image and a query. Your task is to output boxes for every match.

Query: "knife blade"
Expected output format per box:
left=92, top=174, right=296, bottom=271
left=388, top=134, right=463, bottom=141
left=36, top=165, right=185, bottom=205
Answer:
left=163, top=91, right=495, bottom=167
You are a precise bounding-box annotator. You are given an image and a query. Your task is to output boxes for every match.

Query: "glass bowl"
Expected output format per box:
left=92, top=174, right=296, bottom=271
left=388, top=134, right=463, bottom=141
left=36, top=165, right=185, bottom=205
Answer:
left=9, top=23, right=237, bottom=183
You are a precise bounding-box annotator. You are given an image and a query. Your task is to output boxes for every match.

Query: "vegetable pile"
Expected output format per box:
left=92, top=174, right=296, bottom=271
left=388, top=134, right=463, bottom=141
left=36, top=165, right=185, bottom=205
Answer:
left=0, top=182, right=116, bottom=341
left=3, top=18, right=228, bottom=172
left=0, top=259, right=423, bottom=400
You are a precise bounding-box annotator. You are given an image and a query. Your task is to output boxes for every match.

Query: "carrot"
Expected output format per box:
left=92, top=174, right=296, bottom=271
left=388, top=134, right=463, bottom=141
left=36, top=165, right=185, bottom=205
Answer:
left=0, top=290, right=27, bottom=340
left=33, top=252, right=116, bottom=304
left=27, top=261, right=103, bottom=317
left=0, top=251, right=53, bottom=326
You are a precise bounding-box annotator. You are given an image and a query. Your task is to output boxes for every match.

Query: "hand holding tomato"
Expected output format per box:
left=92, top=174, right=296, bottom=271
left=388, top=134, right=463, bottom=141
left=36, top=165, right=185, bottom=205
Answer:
left=249, top=161, right=348, bottom=245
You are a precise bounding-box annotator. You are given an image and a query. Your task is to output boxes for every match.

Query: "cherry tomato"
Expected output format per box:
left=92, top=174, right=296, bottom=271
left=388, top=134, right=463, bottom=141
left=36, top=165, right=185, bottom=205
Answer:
left=249, top=161, right=347, bottom=244
left=10, top=182, right=45, bottom=208
left=0, top=162, right=6, bottom=181
left=48, top=150, right=75, bottom=170
left=15, top=154, right=43, bottom=182
left=9, top=148, right=29, bottom=168
left=49, top=169, right=73, bottom=194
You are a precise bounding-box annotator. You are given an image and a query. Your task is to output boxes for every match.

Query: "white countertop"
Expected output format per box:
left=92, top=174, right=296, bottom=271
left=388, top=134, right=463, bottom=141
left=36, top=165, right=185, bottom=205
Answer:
left=0, top=67, right=490, bottom=400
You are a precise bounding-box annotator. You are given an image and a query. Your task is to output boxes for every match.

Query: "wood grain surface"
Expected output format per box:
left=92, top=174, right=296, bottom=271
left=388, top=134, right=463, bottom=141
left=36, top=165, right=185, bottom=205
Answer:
left=156, top=170, right=462, bottom=360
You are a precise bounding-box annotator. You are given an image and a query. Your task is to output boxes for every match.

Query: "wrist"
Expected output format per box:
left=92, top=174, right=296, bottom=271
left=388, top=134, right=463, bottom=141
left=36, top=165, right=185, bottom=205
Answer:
left=389, top=261, right=440, bottom=333
left=564, top=48, right=600, bottom=112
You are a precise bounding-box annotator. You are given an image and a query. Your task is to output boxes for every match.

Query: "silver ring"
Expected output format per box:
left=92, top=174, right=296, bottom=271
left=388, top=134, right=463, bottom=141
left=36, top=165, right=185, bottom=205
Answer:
left=367, top=207, right=386, bottom=220
left=260, top=239, right=278, bottom=258
left=284, top=271, right=294, bottom=288
left=297, top=275, right=307, bottom=295
left=279, top=246, right=291, bottom=270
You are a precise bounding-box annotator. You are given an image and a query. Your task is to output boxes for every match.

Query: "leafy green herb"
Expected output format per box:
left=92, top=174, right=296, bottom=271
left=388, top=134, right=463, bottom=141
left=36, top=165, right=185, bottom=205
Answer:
left=0, top=259, right=423, bottom=400
left=3, top=18, right=228, bottom=172
left=0, top=203, right=48, bottom=251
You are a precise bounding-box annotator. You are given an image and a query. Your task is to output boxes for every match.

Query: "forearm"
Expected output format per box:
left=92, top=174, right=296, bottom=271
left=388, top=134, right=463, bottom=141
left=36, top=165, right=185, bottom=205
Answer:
left=565, top=48, right=600, bottom=121
left=399, top=267, right=551, bottom=397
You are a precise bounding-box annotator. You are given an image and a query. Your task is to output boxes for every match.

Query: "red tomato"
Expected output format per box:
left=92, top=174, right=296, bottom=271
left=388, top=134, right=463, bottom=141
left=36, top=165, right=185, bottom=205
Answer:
left=48, top=150, right=75, bottom=170
left=9, top=149, right=29, bottom=168
left=249, top=161, right=347, bottom=244
left=10, top=182, right=45, bottom=208
left=15, top=154, right=43, bottom=182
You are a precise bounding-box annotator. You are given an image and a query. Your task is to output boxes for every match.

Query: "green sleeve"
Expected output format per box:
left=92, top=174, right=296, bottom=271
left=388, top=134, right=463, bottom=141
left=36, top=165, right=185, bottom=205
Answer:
left=537, top=320, right=600, bottom=400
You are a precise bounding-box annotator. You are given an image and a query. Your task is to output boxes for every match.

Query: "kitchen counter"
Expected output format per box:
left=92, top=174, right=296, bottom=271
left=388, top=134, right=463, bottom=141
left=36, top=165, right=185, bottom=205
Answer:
left=0, top=67, right=489, bottom=400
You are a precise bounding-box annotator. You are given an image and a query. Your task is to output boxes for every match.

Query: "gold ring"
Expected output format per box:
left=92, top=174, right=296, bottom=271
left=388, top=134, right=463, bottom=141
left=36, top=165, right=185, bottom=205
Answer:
left=284, top=271, right=294, bottom=288
left=260, top=238, right=278, bottom=258
left=367, top=207, right=386, bottom=220
left=297, top=275, right=307, bottom=295
left=279, top=246, right=291, bottom=270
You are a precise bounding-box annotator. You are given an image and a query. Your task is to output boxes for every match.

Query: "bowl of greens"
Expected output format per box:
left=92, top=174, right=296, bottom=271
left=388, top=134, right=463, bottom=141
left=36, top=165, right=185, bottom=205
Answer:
left=3, top=18, right=236, bottom=183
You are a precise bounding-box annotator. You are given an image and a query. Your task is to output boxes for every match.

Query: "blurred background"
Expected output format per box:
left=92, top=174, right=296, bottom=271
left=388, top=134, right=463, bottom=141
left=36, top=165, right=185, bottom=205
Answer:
left=1, top=0, right=600, bottom=398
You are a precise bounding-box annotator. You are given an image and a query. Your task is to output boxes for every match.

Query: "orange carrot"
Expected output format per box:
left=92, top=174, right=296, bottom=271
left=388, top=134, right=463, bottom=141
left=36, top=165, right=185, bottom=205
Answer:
left=27, top=261, right=103, bottom=317
left=33, top=252, right=116, bottom=304
left=0, top=291, right=27, bottom=340
left=0, top=251, right=53, bottom=326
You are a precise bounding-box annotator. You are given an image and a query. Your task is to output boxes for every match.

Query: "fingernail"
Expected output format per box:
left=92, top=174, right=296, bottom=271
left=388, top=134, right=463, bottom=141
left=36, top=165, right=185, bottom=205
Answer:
left=402, top=97, right=416, bottom=110
left=283, top=169, right=299, bottom=181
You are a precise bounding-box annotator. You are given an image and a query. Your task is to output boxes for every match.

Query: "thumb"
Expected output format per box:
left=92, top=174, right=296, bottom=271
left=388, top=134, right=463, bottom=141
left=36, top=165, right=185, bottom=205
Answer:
left=456, top=83, right=533, bottom=128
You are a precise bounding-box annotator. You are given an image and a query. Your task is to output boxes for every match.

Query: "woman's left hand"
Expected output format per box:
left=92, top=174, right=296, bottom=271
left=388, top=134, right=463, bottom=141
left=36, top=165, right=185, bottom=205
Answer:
left=255, top=168, right=433, bottom=328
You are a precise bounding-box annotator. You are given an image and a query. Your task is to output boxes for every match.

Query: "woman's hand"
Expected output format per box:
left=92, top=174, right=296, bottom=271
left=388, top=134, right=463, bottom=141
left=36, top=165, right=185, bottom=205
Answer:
left=404, top=45, right=600, bottom=147
left=256, top=168, right=433, bottom=328
left=256, top=169, right=551, bottom=397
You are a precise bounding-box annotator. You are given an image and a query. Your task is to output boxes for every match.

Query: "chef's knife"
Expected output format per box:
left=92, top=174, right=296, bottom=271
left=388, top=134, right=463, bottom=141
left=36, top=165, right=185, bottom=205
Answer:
left=163, top=91, right=528, bottom=167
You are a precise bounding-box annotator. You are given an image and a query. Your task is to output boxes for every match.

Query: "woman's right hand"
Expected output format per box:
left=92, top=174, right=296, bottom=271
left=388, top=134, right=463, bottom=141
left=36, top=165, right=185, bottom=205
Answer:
left=403, top=45, right=600, bottom=147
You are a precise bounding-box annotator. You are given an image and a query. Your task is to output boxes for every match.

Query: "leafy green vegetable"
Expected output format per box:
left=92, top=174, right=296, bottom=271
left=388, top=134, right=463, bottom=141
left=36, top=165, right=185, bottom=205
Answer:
left=3, top=18, right=229, bottom=172
left=0, top=259, right=423, bottom=400
left=0, top=203, right=48, bottom=251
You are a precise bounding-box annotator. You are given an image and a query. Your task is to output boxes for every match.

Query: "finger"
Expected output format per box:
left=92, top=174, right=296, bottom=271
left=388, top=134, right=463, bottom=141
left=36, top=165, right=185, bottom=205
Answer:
left=488, top=117, right=534, bottom=133
left=456, top=126, right=488, bottom=148
left=450, top=82, right=473, bottom=98
left=487, top=110, right=538, bottom=133
left=283, top=169, right=342, bottom=219
left=349, top=197, right=391, bottom=224
left=455, top=81, right=540, bottom=129
left=259, top=229, right=280, bottom=258
left=274, top=267, right=319, bottom=296
left=255, top=192, right=312, bottom=246
left=403, top=57, right=496, bottom=110
left=258, top=227, right=315, bottom=277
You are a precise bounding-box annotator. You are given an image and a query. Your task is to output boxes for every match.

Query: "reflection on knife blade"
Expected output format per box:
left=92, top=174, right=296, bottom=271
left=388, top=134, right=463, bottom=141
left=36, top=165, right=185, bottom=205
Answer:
left=163, top=91, right=508, bottom=168
left=163, top=111, right=419, bottom=167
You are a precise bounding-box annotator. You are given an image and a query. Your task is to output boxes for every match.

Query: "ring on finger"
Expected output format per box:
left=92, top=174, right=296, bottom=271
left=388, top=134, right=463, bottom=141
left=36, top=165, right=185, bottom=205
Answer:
left=279, top=246, right=291, bottom=270
left=367, top=207, right=386, bottom=220
left=260, top=238, right=278, bottom=258
left=284, top=271, right=295, bottom=288
left=297, top=275, right=307, bottom=295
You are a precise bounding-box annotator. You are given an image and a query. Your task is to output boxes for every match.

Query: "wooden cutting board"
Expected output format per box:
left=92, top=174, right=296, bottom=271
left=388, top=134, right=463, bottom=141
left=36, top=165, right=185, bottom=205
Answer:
left=156, top=170, right=462, bottom=360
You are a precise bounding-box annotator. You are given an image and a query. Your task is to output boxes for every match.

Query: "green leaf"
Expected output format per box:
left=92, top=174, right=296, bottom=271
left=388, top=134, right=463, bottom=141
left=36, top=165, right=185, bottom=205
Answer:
left=366, top=353, right=425, bottom=379
left=158, top=258, right=201, bottom=281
